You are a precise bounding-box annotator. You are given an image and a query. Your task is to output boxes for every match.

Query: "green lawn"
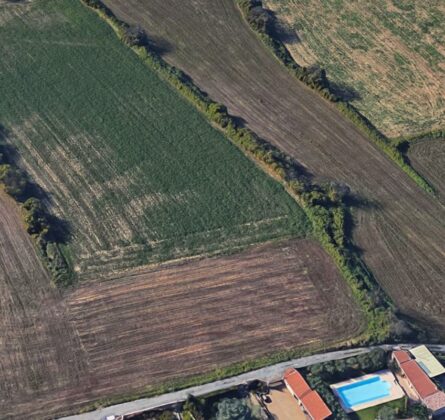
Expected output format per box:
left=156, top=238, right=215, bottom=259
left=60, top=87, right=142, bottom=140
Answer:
left=0, top=0, right=309, bottom=278
left=349, top=397, right=407, bottom=420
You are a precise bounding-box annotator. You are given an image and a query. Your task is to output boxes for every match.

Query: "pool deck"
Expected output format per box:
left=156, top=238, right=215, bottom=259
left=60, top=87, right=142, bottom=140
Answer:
left=330, top=370, right=405, bottom=413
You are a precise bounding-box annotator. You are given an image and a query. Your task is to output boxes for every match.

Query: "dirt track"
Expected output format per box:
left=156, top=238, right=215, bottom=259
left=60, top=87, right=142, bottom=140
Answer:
left=103, top=0, right=445, bottom=333
left=0, top=195, right=361, bottom=419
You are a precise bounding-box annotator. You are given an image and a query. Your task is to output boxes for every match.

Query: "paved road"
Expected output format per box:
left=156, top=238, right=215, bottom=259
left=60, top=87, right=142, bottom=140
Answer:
left=61, top=344, right=445, bottom=420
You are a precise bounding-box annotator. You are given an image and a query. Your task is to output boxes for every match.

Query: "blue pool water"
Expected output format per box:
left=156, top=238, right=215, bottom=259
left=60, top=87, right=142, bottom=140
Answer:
left=336, top=376, right=391, bottom=408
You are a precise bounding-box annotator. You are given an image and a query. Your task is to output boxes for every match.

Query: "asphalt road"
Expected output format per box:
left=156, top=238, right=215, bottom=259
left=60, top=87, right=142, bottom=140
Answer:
left=60, top=344, right=445, bottom=420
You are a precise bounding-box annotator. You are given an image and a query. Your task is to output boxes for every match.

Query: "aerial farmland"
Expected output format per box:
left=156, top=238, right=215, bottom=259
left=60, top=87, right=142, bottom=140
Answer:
left=264, top=0, right=445, bottom=137
left=103, top=0, right=445, bottom=334
left=0, top=0, right=309, bottom=278
left=0, top=0, right=444, bottom=418
left=0, top=0, right=363, bottom=417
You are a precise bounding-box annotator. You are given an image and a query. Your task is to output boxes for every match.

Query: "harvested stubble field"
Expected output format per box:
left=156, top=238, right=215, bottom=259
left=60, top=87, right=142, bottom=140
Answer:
left=0, top=191, right=88, bottom=419
left=265, top=0, right=445, bottom=137
left=409, top=138, right=445, bottom=204
left=0, top=210, right=363, bottom=418
left=66, top=239, right=361, bottom=401
left=0, top=0, right=309, bottom=279
left=103, top=0, right=445, bottom=333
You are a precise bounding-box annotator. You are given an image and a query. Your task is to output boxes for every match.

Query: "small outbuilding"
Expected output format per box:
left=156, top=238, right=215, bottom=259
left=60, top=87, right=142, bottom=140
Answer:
left=283, top=368, right=332, bottom=420
left=410, top=345, right=445, bottom=378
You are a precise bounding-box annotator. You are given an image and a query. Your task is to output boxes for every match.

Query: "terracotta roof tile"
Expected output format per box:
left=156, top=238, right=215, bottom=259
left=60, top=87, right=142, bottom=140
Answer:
left=400, top=360, right=438, bottom=399
left=283, top=368, right=311, bottom=399
left=393, top=350, right=411, bottom=365
left=301, top=390, right=332, bottom=420
left=423, top=391, right=445, bottom=412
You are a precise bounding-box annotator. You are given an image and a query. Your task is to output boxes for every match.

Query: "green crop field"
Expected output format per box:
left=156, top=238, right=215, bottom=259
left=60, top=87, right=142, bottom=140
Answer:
left=265, top=0, right=445, bottom=137
left=0, top=0, right=308, bottom=279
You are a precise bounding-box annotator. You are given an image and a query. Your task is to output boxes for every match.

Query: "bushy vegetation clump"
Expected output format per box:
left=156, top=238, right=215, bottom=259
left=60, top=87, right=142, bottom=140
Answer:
left=0, top=144, right=72, bottom=286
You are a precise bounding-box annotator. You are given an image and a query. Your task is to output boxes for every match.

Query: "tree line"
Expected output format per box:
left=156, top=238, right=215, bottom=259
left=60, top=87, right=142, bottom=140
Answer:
left=0, top=140, right=72, bottom=287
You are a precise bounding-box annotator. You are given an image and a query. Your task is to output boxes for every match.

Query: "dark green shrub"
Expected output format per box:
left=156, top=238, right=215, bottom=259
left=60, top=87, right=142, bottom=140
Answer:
left=22, top=197, right=50, bottom=236
left=122, top=25, right=147, bottom=47
left=0, top=164, right=28, bottom=199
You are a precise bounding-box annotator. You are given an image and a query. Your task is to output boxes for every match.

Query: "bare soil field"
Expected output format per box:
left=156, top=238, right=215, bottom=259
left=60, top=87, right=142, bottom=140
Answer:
left=265, top=0, right=445, bottom=137
left=67, top=239, right=361, bottom=393
left=409, top=139, right=445, bottom=204
left=0, top=229, right=361, bottom=418
left=103, top=0, right=445, bottom=334
left=0, top=191, right=88, bottom=419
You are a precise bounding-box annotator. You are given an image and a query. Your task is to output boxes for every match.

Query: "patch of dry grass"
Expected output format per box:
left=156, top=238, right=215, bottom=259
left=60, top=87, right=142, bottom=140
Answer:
left=265, top=0, right=445, bottom=137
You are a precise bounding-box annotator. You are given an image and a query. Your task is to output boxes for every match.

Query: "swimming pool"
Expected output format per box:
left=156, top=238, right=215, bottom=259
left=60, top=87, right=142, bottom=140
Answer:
left=336, top=376, right=391, bottom=408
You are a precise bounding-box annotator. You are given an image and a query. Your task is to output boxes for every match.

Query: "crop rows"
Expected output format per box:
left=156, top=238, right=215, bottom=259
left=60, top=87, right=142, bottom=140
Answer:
left=102, top=0, right=445, bottom=334
left=409, top=138, right=445, bottom=204
left=0, top=0, right=308, bottom=279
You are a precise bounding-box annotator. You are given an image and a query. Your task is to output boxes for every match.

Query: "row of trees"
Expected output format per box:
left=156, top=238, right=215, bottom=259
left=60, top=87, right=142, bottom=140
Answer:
left=79, top=0, right=410, bottom=344
left=236, top=0, right=434, bottom=195
left=0, top=143, right=72, bottom=286
left=236, top=0, right=333, bottom=97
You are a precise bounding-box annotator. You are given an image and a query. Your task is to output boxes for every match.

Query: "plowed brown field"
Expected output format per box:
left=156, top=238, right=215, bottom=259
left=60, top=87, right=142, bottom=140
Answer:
left=67, top=239, right=361, bottom=394
left=0, top=192, right=87, bottom=419
left=103, top=0, right=445, bottom=333
left=0, top=193, right=361, bottom=418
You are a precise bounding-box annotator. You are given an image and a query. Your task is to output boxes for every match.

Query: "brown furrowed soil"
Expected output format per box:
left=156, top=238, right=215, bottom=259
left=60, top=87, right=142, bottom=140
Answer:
left=1, top=232, right=361, bottom=419
left=409, top=139, right=445, bottom=204
left=0, top=192, right=88, bottom=419
left=103, top=0, right=445, bottom=334
left=66, top=239, right=361, bottom=396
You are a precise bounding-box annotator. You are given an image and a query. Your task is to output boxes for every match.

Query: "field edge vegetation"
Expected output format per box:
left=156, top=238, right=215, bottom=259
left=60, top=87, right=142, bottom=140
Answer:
left=80, top=0, right=416, bottom=344
left=1, top=0, right=311, bottom=282
left=235, top=0, right=436, bottom=196
left=34, top=0, right=423, bottom=415
left=0, top=140, right=72, bottom=286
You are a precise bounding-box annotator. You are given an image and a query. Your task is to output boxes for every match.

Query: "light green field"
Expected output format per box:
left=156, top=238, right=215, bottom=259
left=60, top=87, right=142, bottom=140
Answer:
left=265, top=0, right=445, bottom=137
left=0, top=0, right=309, bottom=278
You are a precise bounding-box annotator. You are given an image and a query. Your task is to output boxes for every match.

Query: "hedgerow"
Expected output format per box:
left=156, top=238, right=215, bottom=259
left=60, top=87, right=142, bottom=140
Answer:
left=235, top=0, right=435, bottom=195
left=79, top=0, right=398, bottom=343
left=0, top=144, right=72, bottom=287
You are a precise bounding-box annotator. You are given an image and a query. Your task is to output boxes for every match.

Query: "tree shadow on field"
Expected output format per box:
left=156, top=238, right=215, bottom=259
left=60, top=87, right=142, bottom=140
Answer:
left=147, top=35, right=175, bottom=57
left=268, top=10, right=301, bottom=45
left=343, top=191, right=382, bottom=257
left=224, top=111, right=314, bottom=181
left=0, top=124, right=73, bottom=245
left=329, top=81, right=362, bottom=102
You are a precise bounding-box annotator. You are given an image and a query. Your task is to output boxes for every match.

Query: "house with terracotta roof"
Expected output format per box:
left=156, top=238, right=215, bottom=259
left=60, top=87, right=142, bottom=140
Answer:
left=283, top=368, right=332, bottom=420
left=393, top=350, right=445, bottom=417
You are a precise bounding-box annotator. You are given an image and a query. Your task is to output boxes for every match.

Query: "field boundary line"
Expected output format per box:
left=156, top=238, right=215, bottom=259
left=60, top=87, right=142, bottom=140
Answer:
left=79, top=0, right=397, bottom=345
left=235, top=0, right=436, bottom=196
